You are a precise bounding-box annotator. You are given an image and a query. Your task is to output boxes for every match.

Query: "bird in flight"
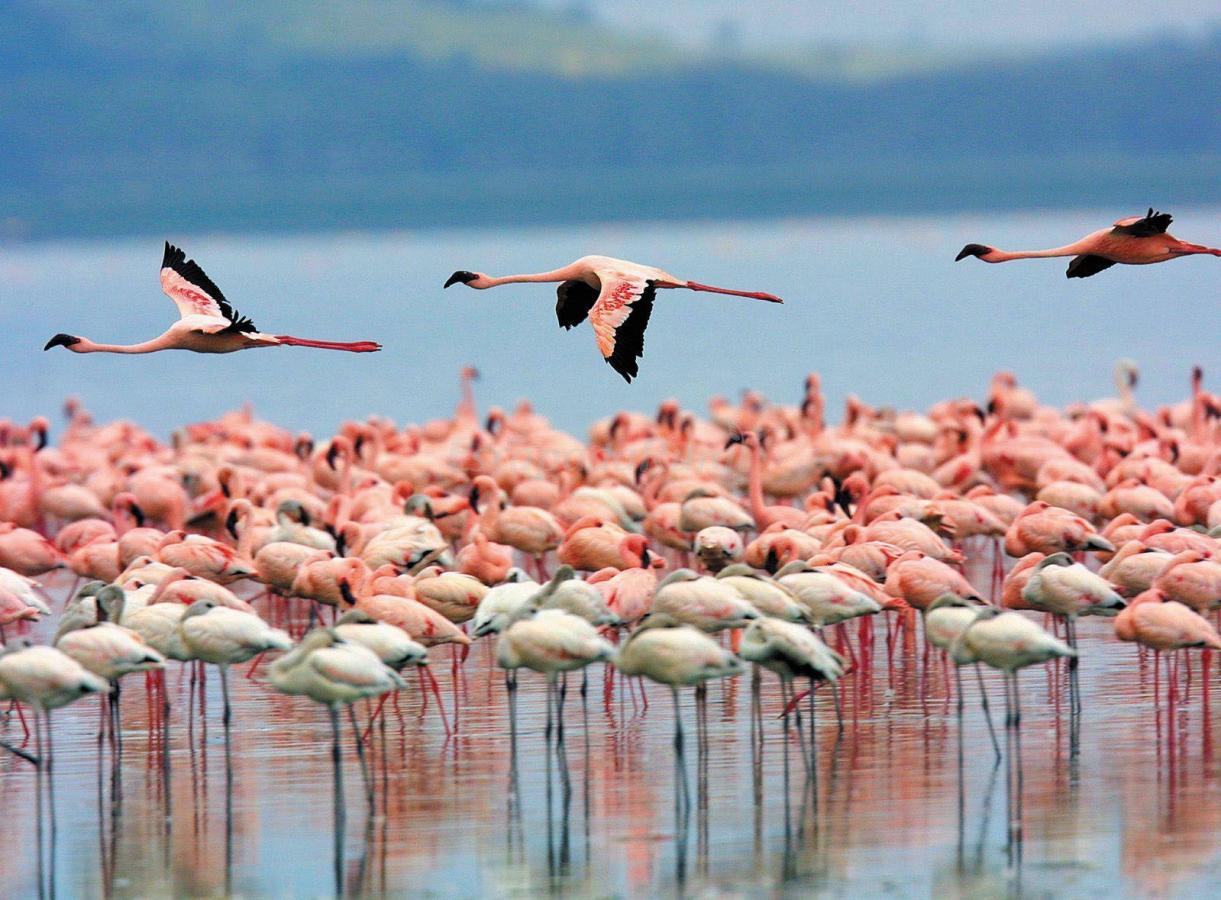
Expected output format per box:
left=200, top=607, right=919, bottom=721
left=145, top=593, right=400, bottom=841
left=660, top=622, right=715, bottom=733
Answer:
left=955, top=209, right=1221, bottom=278
left=44, top=243, right=381, bottom=355
left=443, top=255, right=782, bottom=382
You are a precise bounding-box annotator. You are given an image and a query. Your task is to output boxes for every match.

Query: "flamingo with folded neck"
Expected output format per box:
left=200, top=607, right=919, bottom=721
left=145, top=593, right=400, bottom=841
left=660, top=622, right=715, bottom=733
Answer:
left=956, top=209, right=1220, bottom=278
left=444, top=255, right=781, bottom=382
left=43, top=242, right=381, bottom=355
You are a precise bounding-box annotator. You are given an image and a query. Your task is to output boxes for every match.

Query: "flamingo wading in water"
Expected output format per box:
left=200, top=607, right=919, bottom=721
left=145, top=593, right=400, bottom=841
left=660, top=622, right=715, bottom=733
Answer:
left=443, top=256, right=782, bottom=382
left=44, top=243, right=382, bottom=355
left=956, top=209, right=1221, bottom=278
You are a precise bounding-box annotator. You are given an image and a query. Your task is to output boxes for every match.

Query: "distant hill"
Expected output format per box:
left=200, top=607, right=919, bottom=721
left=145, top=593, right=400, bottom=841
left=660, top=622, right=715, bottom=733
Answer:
left=1, top=1, right=1218, bottom=239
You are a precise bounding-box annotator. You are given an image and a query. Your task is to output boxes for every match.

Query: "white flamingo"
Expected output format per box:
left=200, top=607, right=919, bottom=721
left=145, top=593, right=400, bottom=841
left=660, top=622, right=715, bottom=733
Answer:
left=179, top=599, right=292, bottom=731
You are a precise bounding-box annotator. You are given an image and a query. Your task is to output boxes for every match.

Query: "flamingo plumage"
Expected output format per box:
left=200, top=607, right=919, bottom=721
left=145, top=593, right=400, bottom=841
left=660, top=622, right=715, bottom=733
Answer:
left=44, top=243, right=381, bottom=355
left=444, top=255, right=781, bottom=382
left=956, top=209, right=1220, bottom=277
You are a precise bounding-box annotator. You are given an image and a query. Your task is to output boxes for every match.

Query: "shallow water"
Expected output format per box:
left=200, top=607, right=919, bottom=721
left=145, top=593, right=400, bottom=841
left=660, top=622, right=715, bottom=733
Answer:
left=4, top=563, right=1221, bottom=898
left=2, top=207, right=1219, bottom=439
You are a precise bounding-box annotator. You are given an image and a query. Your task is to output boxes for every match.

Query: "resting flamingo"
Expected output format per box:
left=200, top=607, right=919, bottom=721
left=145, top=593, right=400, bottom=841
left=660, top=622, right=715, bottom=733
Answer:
left=44, top=243, right=381, bottom=355
left=444, top=255, right=782, bottom=381
left=956, top=209, right=1220, bottom=278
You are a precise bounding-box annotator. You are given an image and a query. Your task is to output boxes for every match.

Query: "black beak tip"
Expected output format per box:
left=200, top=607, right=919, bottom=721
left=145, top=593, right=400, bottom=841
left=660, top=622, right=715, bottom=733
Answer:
left=955, top=243, right=991, bottom=262
left=444, top=271, right=477, bottom=289
left=44, top=333, right=80, bottom=351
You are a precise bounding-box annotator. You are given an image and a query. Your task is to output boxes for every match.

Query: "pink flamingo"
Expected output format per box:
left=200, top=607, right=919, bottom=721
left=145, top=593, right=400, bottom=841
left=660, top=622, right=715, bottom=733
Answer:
left=957, top=209, right=1220, bottom=277
left=724, top=431, right=807, bottom=529
left=44, top=243, right=381, bottom=355
left=444, top=255, right=781, bottom=382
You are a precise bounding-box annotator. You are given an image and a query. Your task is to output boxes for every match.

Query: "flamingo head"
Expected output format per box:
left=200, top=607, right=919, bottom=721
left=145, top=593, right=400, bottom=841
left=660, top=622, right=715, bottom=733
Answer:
left=43, top=333, right=82, bottom=352
left=621, top=534, right=652, bottom=568
left=443, top=270, right=488, bottom=289
left=955, top=243, right=999, bottom=262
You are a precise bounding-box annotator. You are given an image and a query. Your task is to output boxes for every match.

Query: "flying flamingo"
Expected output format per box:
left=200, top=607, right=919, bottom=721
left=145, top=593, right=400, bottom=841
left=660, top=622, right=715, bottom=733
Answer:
left=956, top=209, right=1220, bottom=278
left=443, top=255, right=782, bottom=382
left=44, top=243, right=381, bottom=355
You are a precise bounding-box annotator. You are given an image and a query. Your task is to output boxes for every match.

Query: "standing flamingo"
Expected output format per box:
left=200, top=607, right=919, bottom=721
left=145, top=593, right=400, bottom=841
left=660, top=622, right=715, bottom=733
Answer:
left=956, top=209, right=1220, bottom=278
left=444, top=256, right=782, bottom=381
left=44, top=243, right=381, bottom=355
left=269, top=628, right=405, bottom=893
left=951, top=608, right=1075, bottom=847
left=0, top=642, right=111, bottom=880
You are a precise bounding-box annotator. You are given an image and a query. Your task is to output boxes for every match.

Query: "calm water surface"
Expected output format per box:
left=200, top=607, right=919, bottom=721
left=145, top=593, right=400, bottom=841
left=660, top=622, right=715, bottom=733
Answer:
left=2, top=563, right=1221, bottom=898
left=1, top=212, right=1220, bottom=896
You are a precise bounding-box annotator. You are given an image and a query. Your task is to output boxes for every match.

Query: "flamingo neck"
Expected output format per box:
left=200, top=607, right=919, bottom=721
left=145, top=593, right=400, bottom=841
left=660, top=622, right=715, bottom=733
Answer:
left=72, top=336, right=167, bottom=354
left=484, top=268, right=576, bottom=288
left=745, top=441, right=768, bottom=527
left=458, top=375, right=476, bottom=422
left=986, top=243, right=1084, bottom=262
left=476, top=480, right=500, bottom=533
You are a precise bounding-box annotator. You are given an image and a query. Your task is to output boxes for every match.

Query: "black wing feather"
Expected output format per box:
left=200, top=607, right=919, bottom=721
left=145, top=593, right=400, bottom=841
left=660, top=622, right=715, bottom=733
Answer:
left=605, top=283, right=655, bottom=384
left=162, top=242, right=258, bottom=333
left=555, top=279, right=598, bottom=330
left=1113, top=208, right=1172, bottom=237
left=1066, top=254, right=1117, bottom=279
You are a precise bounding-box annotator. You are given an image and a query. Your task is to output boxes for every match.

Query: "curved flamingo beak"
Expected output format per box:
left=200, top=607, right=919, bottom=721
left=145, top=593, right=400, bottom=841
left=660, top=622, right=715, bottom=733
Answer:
left=955, top=243, right=994, bottom=262
left=44, top=333, right=81, bottom=351
left=724, top=433, right=746, bottom=450
left=444, top=271, right=478, bottom=288
left=225, top=508, right=241, bottom=540
left=339, top=579, right=357, bottom=606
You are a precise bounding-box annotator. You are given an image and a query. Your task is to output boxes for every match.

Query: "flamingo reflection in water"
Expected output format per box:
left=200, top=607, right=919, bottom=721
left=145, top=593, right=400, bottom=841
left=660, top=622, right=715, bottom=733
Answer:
left=270, top=628, right=406, bottom=894
left=951, top=609, right=1075, bottom=861
left=0, top=643, right=110, bottom=896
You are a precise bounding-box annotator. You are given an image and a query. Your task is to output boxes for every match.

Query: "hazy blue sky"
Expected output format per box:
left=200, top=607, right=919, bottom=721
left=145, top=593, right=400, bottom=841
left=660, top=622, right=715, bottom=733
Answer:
left=545, top=1, right=1219, bottom=49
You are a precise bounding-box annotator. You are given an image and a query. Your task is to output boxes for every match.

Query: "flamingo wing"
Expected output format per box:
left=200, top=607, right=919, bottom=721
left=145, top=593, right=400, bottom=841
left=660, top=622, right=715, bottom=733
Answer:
left=1112, top=208, right=1172, bottom=237
left=160, top=243, right=258, bottom=334
left=1066, top=254, right=1117, bottom=279
left=555, top=280, right=598, bottom=330
left=588, top=270, right=656, bottom=383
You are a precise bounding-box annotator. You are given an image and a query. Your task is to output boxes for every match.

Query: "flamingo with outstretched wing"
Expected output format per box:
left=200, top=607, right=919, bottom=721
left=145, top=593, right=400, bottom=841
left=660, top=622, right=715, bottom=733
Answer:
left=444, top=255, right=782, bottom=382
left=44, top=243, right=381, bottom=355
left=956, top=209, right=1220, bottom=278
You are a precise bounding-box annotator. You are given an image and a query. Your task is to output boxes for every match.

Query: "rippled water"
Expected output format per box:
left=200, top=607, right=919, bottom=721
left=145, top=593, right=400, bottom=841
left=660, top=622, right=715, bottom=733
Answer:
left=3, top=560, right=1221, bottom=898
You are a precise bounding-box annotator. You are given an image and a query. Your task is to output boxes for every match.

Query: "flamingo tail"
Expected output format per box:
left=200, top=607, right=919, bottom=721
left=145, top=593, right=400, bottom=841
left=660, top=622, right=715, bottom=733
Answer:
left=274, top=335, right=382, bottom=352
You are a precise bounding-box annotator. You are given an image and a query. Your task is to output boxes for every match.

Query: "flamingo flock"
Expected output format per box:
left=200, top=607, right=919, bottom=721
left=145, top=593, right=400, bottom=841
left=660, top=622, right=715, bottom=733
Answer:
left=0, top=356, right=1218, bottom=887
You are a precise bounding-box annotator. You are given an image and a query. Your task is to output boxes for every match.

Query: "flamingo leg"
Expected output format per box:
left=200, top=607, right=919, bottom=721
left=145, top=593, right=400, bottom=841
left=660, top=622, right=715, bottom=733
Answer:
left=348, top=705, right=373, bottom=807
left=975, top=664, right=1002, bottom=763
left=329, top=705, right=346, bottom=896
left=426, top=668, right=451, bottom=735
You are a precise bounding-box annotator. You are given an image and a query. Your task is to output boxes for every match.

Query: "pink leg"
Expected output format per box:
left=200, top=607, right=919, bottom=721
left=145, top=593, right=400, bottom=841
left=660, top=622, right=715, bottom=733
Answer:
left=427, top=668, right=451, bottom=735
left=245, top=651, right=266, bottom=680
